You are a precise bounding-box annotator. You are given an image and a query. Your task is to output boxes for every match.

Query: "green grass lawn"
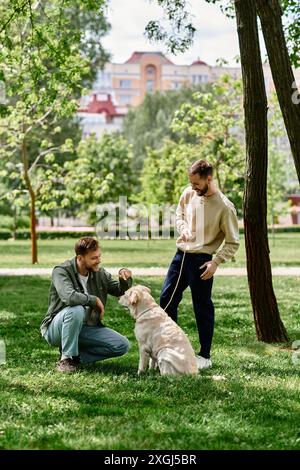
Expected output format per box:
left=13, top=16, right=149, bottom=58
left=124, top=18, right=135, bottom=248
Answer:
left=0, top=275, right=299, bottom=450
left=0, top=233, right=299, bottom=268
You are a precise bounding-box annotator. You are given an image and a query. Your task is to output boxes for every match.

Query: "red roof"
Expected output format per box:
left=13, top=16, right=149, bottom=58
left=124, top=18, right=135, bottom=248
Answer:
left=191, top=59, right=208, bottom=66
left=78, top=94, right=124, bottom=117
left=288, top=194, right=300, bottom=205
left=125, top=51, right=173, bottom=65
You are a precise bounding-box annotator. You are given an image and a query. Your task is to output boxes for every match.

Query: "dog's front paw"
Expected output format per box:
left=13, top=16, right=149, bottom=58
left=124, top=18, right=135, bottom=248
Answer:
left=149, top=358, right=158, bottom=370
left=138, top=369, right=146, bottom=376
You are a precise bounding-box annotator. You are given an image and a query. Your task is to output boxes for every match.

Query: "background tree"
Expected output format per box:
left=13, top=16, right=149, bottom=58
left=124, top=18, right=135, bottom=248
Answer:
left=0, top=177, right=29, bottom=239
left=122, top=84, right=209, bottom=173
left=171, top=75, right=244, bottom=214
left=254, top=0, right=300, bottom=184
left=64, top=133, right=134, bottom=225
left=0, top=0, right=110, bottom=263
left=235, top=0, right=288, bottom=341
left=267, top=96, right=297, bottom=235
left=138, top=141, right=198, bottom=205
left=280, top=0, right=300, bottom=68
left=138, top=75, right=245, bottom=214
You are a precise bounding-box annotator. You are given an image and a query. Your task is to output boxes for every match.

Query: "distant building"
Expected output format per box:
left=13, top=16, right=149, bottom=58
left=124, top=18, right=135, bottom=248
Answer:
left=288, top=194, right=300, bottom=224
left=77, top=93, right=127, bottom=138
left=78, top=51, right=300, bottom=137
left=92, top=51, right=243, bottom=108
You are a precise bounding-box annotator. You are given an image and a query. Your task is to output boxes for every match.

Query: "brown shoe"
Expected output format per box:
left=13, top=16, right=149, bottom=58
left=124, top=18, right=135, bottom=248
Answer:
left=72, top=355, right=81, bottom=365
left=57, top=358, right=78, bottom=373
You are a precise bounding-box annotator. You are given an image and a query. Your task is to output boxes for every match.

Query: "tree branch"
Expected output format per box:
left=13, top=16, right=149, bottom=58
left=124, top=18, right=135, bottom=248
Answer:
left=29, top=145, right=62, bottom=173
left=24, top=106, right=54, bottom=135
left=0, top=0, right=29, bottom=34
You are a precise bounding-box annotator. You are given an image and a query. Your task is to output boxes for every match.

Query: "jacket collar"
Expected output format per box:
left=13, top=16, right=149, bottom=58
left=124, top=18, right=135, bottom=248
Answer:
left=71, top=256, right=94, bottom=279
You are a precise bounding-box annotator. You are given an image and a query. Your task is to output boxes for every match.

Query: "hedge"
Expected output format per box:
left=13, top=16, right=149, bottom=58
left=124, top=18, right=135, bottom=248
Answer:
left=0, top=226, right=299, bottom=240
left=14, top=230, right=96, bottom=240
left=0, top=229, right=12, bottom=240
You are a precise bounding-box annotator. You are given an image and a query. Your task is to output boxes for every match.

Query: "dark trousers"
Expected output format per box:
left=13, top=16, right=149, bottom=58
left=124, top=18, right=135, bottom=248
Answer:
left=160, top=249, right=215, bottom=359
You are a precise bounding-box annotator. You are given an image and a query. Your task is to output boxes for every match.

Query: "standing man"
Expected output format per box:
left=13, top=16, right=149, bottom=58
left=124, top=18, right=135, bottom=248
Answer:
left=40, top=237, right=132, bottom=372
left=160, top=160, right=239, bottom=370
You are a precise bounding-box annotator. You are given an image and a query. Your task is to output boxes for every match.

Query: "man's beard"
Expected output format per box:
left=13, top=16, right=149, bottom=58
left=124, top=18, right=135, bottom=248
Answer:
left=90, top=265, right=100, bottom=272
left=196, top=184, right=209, bottom=196
left=86, top=264, right=100, bottom=272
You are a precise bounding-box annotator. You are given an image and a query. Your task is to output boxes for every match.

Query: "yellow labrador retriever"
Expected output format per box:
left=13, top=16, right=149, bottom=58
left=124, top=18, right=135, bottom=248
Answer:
left=119, top=285, right=197, bottom=376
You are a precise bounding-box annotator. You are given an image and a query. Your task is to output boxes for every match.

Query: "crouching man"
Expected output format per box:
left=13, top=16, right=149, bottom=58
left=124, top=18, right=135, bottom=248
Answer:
left=40, top=237, right=132, bottom=372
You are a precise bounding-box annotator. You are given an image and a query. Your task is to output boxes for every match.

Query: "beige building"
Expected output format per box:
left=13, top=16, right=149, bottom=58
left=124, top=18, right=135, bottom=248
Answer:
left=93, top=51, right=243, bottom=108
left=78, top=51, right=299, bottom=142
left=93, top=52, right=300, bottom=107
left=93, top=51, right=300, bottom=109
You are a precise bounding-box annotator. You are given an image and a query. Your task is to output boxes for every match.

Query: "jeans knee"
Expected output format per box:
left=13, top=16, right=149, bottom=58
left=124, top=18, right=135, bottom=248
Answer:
left=114, top=337, right=130, bottom=356
left=64, top=305, right=85, bottom=323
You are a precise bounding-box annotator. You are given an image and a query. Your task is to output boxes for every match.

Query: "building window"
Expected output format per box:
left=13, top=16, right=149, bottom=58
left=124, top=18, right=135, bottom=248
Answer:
left=85, top=115, right=106, bottom=124
left=94, top=71, right=112, bottom=90
left=119, top=95, right=131, bottom=104
left=146, top=80, right=155, bottom=92
left=146, top=65, right=156, bottom=76
left=192, top=75, right=209, bottom=85
left=171, top=81, right=181, bottom=90
left=120, top=80, right=132, bottom=88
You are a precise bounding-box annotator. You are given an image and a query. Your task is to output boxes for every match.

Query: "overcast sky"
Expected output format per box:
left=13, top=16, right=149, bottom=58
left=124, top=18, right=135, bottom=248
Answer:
left=102, top=0, right=266, bottom=67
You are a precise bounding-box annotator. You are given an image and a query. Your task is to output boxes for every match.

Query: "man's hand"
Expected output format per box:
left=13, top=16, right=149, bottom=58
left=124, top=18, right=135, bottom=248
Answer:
left=119, top=268, right=132, bottom=281
left=181, top=228, right=192, bottom=242
left=95, top=297, right=105, bottom=320
left=200, top=260, right=218, bottom=280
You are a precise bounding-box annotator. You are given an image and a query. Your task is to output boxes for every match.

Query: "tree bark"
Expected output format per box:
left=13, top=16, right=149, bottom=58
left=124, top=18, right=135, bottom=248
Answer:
left=21, top=134, right=38, bottom=264
left=234, top=0, right=288, bottom=342
left=254, top=0, right=300, bottom=184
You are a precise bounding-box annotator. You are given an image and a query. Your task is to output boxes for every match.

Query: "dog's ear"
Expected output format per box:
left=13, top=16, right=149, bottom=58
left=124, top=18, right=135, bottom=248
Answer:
left=128, top=290, right=139, bottom=305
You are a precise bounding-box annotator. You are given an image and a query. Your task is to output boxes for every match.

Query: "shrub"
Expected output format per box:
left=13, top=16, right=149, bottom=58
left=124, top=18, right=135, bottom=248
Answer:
left=0, top=215, right=30, bottom=230
left=14, top=229, right=96, bottom=240
left=0, top=229, right=12, bottom=240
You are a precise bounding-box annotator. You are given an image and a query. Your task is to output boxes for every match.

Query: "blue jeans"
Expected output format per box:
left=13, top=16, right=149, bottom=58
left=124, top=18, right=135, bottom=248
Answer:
left=43, top=305, right=130, bottom=364
left=160, top=250, right=214, bottom=359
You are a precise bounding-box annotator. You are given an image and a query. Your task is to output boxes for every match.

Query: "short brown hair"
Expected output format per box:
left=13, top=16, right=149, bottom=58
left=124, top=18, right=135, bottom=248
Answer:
left=188, top=160, right=213, bottom=178
left=75, top=237, right=99, bottom=256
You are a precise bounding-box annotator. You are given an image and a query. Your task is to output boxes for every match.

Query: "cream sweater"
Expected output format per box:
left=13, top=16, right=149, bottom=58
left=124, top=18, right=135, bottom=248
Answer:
left=176, top=187, right=240, bottom=265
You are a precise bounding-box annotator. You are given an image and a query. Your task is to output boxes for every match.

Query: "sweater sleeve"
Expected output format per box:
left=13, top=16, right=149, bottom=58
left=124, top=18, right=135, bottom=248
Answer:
left=175, top=189, right=190, bottom=235
left=214, top=205, right=240, bottom=265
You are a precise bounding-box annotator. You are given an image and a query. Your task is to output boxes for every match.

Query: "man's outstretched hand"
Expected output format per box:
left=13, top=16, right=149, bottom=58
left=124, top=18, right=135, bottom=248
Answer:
left=119, top=268, right=132, bottom=281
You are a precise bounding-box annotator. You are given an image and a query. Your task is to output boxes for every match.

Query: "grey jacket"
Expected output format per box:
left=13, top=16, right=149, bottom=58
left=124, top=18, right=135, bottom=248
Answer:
left=40, top=257, right=132, bottom=335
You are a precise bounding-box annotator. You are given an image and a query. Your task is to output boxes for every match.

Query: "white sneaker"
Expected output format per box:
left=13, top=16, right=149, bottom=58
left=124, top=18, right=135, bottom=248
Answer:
left=196, top=355, right=212, bottom=370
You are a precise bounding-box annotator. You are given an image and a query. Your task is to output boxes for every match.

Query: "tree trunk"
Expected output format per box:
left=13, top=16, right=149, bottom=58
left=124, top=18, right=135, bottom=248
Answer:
left=234, top=0, right=288, bottom=342
left=254, top=0, right=300, bottom=184
left=21, top=135, right=38, bottom=264
left=29, top=190, right=38, bottom=264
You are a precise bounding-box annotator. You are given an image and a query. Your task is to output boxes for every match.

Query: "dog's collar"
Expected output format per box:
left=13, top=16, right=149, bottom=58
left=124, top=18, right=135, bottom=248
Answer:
left=135, top=307, right=153, bottom=319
